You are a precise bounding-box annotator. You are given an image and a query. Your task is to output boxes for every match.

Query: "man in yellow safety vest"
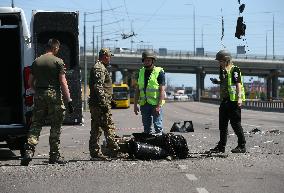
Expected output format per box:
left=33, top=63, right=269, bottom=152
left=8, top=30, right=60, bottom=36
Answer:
left=134, top=50, right=165, bottom=134
left=209, top=49, right=246, bottom=153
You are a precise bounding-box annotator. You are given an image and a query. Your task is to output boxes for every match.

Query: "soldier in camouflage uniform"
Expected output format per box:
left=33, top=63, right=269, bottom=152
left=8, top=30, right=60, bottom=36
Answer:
left=88, top=48, right=119, bottom=160
left=21, top=39, right=74, bottom=166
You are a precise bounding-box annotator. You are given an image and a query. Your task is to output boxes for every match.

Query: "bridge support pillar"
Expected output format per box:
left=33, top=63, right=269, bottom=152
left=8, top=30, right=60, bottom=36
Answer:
left=195, top=67, right=204, bottom=101
left=272, top=70, right=281, bottom=99
left=121, top=69, right=134, bottom=86
left=267, top=69, right=281, bottom=100
left=200, top=72, right=206, bottom=96
left=266, top=76, right=272, bottom=100
left=111, top=71, right=116, bottom=83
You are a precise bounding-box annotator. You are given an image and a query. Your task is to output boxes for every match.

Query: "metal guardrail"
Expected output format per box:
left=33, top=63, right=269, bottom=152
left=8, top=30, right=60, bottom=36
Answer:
left=200, top=97, right=284, bottom=113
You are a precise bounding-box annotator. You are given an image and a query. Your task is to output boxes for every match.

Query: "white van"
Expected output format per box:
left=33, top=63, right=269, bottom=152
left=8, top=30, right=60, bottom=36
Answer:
left=0, top=7, right=82, bottom=155
left=0, top=7, right=33, bottom=154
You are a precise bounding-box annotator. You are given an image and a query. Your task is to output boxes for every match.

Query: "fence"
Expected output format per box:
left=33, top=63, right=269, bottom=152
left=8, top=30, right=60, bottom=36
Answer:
left=200, top=97, right=284, bottom=113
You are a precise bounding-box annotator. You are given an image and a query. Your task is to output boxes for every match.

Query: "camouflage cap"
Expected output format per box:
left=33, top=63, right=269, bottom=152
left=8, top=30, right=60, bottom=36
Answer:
left=99, top=48, right=114, bottom=57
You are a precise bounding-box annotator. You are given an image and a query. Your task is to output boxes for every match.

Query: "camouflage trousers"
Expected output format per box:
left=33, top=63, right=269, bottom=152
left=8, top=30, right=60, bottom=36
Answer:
left=26, top=89, right=65, bottom=158
left=89, top=105, right=118, bottom=157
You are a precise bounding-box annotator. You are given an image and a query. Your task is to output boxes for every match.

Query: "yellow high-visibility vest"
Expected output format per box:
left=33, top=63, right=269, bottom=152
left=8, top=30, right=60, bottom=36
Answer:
left=227, top=65, right=246, bottom=101
left=138, top=67, right=165, bottom=106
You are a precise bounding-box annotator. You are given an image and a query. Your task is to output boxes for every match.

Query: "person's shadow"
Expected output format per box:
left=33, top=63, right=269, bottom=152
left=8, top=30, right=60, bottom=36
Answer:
left=0, top=149, right=49, bottom=166
left=0, top=148, right=21, bottom=166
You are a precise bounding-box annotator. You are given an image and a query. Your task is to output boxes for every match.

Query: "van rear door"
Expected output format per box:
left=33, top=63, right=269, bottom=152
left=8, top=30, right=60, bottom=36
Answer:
left=31, top=10, right=82, bottom=124
left=0, top=7, right=32, bottom=136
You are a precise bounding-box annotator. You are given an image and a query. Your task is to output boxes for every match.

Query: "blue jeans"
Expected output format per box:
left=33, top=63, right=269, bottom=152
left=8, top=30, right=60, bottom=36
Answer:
left=140, top=103, right=163, bottom=134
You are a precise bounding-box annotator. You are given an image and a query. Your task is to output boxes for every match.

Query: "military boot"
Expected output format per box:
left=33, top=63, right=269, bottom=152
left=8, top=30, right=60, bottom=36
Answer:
left=49, top=155, right=67, bottom=165
left=90, top=152, right=111, bottom=161
left=209, top=145, right=225, bottom=153
left=107, top=142, right=120, bottom=151
left=231, top=146, right=246, bottom=153
left=21, top=145, right=35, bottom=166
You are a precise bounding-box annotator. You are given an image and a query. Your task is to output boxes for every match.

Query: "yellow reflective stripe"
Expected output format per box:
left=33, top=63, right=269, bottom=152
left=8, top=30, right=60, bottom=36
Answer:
left=145, top=88, right=159, bottom=92
left=145, top=96, right=156, bottom=100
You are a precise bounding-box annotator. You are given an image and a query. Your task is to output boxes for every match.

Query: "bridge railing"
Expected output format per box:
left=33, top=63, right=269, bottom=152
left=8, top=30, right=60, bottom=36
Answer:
left=85, top=50, right=284, bottom=61
left=200, top=97, right=284, bottom=112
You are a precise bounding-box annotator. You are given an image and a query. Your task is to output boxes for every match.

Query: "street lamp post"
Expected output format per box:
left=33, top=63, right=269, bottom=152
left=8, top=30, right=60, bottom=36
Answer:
left=273, top=14, right=275, bottom=59
left=185, top=4, right=196, bottom=56
left=83, top=11, right=98, bottom=111
left=265, top=30, right=272, bottom=59
left=264, top=12, right=275, bottom=59
left=83, top=13, right=87, bottom=111
left=201, top=24, right=210, bottom=48
left=266, top=31, right=268, bottom=59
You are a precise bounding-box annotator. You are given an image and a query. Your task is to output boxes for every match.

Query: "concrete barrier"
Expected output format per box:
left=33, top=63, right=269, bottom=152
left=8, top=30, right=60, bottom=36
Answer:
left=200, top=97, right=284, bottom=113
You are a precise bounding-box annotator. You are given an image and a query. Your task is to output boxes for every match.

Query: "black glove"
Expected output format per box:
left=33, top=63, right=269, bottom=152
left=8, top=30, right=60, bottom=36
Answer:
left=210, top=78, right=219, bottom=84
left=67, top=101, right=74, bottom=114
left=100, top=105, right=109, bottom=113
left=111, top=100, right=117, bottom=108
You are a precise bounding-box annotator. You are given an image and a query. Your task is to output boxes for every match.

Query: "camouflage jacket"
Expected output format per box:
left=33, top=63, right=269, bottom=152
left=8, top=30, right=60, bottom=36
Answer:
left=88, top=60, right=112, bottom=107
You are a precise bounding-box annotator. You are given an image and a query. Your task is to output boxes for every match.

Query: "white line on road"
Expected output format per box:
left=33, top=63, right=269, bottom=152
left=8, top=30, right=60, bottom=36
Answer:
left=197, top=188, right=209, bottom=193
left=178, top=165, right=188, bottom=170
left=185, top=174, right=198, bottom=181
left=242, top=123, right=262, bottom=127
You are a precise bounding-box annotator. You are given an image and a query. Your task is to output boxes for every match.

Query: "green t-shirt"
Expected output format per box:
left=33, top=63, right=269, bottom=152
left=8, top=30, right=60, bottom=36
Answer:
left=31, top=53, right=65, bottom=89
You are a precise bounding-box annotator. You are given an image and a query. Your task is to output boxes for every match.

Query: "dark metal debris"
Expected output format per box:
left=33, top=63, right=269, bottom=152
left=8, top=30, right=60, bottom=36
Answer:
left=127, top=133, right=189, bottom=160
left=249, top=128, right=262, bottom=134
left=235, top=16, right=246, bottom=39
left=170, top=121, right=194, bottom=132
left=239, top=4, right=245, bottom=13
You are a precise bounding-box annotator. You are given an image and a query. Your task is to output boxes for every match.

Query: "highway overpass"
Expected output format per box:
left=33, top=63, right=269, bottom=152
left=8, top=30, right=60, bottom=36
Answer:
left=81, top=53, right=284, bottom=100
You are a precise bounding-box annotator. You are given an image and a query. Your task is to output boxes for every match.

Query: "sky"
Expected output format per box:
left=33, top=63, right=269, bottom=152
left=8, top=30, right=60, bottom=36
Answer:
left=1, top=0, right=284, bottom=88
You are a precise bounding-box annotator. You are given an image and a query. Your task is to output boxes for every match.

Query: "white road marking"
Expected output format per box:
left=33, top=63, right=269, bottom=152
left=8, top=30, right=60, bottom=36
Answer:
left=178, top=165, right=188, bottom=170
left=197, top=187, right=209, bottom=193
left=185, top=174, right=198, bottom=181
left=242, top=123, right=262, bottom=127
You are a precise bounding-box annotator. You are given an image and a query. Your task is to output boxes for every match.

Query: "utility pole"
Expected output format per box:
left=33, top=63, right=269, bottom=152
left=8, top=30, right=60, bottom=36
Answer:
left=201, top=26, right=204, bottom=48
left=273, top=14, right=275, bottom=59
left=185, top=4, right=196, bottom=56
left=83, top=12, right=87, bottom=111
left=11, top=0, right=14, bottom=7
left=266, top=31, right=268, bottom=59
left=131, top=20, right=134, bottom=52
left=193, top=6, right=195, bottom=56
left=100, top=0, right=103, bottom=48
left=92, top=25, right=95, bottom=63
left=96, top=35, right=99, bottom=59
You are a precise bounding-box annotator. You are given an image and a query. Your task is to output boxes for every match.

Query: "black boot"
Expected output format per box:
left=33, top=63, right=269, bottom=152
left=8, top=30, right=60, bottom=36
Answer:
left=90, top=152, right=111, bottom=161
left=209, top=145, right=225, bottom=153
left=231, top=146, right=246, bottom=153
left=49, top=155, right=67, bottom=164
left=21, top=145, right=34, bottom=166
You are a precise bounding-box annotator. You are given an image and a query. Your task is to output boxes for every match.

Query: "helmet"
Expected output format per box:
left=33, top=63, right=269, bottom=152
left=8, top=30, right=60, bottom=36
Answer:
left=99, top=48, right=113, bottom=58
left=142, top=50, right=156, bottom=62
left=215, top=50, right=232, bottom=61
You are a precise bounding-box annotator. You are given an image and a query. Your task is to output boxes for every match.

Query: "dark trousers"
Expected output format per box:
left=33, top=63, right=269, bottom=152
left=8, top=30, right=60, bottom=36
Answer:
left=218, top=100, right=246, bottom=148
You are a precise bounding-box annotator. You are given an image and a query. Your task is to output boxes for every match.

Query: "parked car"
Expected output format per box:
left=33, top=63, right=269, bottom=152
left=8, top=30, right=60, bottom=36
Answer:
left=174, top=94, right=189, bottom=101
left=114, top=47, right=134, bottom=54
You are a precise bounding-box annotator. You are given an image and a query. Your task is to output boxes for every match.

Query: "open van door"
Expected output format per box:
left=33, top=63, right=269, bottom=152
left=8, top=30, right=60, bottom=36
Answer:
left=31, top=10, right=82, bottom=124
left=0, top=7, right=32, bottom=153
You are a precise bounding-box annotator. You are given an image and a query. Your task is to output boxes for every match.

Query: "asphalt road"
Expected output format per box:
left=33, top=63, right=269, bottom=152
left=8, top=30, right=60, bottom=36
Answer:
left=0, top=102, right=283, bottom=193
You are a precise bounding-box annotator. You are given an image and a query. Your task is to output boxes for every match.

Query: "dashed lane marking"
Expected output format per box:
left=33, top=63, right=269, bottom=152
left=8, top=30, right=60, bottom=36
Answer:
left=185, top=174, right=198, bottom=181
left=178, top=164, right=188, bottom=170
left=196, top=188, right=209, bottom=193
